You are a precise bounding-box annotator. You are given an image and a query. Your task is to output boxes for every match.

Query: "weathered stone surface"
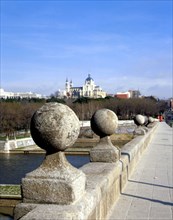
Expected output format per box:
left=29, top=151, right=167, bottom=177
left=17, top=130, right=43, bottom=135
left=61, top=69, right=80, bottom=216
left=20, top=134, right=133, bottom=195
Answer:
left=91, top=109, right=118, bottom=137
left=22, top=152, right=86, bottom=204
left=14, top=203, right=37, bottom=220
left=148, top=116, right=154, bottom=123
left=20, top=205, right=74, bottom=220
left=79, top=127, right=98, bottom=138
left=143, top=126, right=149, bottom=132
left=134, top=114, right=145, bottom=126
left=14, top=124, right=158, bottom=220
left=90, top=109, right=120, bottom=162
left=30, top=102, right=80, bottom=153
left=133, top=127, right=146, bottom=135
left=16, top=190, right=97, bottom=220
left=16, top=103, right=86, bottom=208
left=90, top=136, right=120, bottom=162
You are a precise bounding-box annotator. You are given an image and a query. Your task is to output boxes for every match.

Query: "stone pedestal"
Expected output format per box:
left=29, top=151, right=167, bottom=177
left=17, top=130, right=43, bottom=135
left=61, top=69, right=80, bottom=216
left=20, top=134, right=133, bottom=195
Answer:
left=134, top=127, right=146, bottom=135
left=22, top=152, right=86, bottom=205
left=90, top=136, right=120, bottom=162
left=90, top=109, right=120, bottom=163
left=14, top=103, right=87, bottom=219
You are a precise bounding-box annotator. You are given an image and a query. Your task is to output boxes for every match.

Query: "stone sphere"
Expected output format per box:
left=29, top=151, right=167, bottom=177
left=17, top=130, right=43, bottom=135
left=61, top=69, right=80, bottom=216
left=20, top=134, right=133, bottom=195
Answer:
left=134, top=114, right=145, bottom=126
left=30, top=103, right=80, bottom=153
left=148, top=116, right=154, bottom=123
left=91, top=109, right=118, bottom=137
left=144, top=116, right=149, bottom=126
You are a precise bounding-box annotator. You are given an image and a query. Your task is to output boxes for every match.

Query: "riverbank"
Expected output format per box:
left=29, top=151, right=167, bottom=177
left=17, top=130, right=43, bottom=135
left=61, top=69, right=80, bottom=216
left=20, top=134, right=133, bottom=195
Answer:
left=0, top=133, right=134, bottom=154
left=0, top=185, right=21, bottom=218
left=0, top=132, right=134, bottom=219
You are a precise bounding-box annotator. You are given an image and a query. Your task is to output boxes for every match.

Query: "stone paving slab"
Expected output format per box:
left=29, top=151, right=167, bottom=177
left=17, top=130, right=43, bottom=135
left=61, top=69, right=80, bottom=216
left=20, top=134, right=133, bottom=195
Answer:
left=108, top=122, right=173, bottom=220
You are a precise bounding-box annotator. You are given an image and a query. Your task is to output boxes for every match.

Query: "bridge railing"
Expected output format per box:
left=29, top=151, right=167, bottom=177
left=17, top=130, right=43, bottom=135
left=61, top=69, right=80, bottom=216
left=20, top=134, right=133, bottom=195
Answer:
left=14, top=104, right=158, bottom=220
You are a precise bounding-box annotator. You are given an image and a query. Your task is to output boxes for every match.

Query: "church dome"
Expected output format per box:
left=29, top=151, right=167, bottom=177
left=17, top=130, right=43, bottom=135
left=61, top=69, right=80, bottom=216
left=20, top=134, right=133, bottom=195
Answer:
left=85, top=74, right=94, bottom=83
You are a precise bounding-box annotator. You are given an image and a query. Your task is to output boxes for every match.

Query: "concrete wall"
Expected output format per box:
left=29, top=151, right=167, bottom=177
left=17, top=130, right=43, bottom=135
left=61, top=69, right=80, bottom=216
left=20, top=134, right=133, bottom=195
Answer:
left=80, top=120, right=134, bottom=128
left=2, top=138, right=35, bottom=152
left=14, top=123, right=158, bottom=220
left=0, top=141, right=6, bottom=150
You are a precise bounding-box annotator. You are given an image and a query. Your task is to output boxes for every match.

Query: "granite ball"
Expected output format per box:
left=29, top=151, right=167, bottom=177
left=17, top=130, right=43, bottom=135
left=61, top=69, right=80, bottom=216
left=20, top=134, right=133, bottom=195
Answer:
left=91, top=109, right=118, bottom=137
left=144, top=116, right=149, bottom=126
left=134, top=114, right=145, bottom=126
left=148, top=116, right=154, bottom=123
left=30, top=102, right=80, bottom=153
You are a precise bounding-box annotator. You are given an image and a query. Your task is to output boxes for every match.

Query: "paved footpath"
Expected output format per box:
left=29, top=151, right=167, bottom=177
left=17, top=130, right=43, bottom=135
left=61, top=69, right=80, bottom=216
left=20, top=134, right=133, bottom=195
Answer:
left=109, top=122, right=173, bottom=220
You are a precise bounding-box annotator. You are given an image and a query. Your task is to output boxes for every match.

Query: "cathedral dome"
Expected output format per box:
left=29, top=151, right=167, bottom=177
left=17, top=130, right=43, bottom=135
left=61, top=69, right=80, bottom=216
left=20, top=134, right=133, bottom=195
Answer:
left=85, top=74, right=94, bottom=83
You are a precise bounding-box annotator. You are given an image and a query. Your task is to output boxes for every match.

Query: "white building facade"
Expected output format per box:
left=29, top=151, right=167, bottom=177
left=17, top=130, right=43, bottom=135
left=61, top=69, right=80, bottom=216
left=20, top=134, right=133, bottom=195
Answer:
left=65, top=74, right=107, bottom=98
left=0, top=88, right=45, bottom=99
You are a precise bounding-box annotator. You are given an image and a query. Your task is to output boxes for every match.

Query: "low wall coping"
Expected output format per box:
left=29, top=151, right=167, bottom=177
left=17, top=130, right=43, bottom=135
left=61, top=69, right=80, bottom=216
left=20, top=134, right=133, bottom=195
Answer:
left=14, top=122, right=158, bottom=220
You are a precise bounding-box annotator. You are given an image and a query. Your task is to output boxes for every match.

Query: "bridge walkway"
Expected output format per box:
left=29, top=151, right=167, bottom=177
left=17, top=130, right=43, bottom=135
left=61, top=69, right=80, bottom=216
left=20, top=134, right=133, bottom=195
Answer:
left=108, top=122, right=173, bottom=220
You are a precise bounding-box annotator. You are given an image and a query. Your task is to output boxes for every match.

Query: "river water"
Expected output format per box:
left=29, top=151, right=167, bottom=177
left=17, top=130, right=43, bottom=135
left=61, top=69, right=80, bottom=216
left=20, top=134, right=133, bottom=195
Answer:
left=0, top=154, right=90, bottom=220
left=0, top=153, right=90, bottom=184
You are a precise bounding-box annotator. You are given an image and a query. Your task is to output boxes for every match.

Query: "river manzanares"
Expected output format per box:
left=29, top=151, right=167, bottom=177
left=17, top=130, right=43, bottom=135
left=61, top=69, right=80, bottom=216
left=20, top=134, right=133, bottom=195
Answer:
left=0, top=153, right=90, bottom=184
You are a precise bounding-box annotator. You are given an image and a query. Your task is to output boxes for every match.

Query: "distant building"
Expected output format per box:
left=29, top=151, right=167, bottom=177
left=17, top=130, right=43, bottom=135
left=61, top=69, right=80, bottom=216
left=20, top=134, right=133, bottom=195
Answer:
left=128, top=90, right=141, bottom=98
left=0, top=88, right=46, bottom=99
left=115, top=90, right=141, bottom=99
left=115, top=91, right=131, bottom=99
left=65, top=74, right=107, bottom=98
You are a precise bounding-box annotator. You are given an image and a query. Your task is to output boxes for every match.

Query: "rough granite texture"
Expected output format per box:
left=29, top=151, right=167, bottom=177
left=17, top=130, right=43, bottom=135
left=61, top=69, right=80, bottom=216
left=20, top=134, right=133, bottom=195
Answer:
left=14, top=123, right=158, bottom=220
left=91, top=109, right=118, bottom=137
left=90, top=136, right=120, bottom=162
left=90, top=109, right=120, bottom=162
left=30, top=102, right=80, bottom=153
left=22, top=152, right=86, bottom=204
left=20, top=103, right=86, bottom=205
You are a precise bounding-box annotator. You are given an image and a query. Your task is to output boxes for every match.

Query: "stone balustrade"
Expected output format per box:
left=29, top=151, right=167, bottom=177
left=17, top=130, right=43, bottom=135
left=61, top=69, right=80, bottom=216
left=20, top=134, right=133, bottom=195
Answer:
left=133, top=114, right=158, bottom=135
left=14, top=103, right=158, bottom=220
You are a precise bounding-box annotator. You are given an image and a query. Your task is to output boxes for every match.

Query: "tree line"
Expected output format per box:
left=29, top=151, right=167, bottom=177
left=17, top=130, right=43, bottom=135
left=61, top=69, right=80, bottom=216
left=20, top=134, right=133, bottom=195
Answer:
left=69, top=96, right=167, bottom=120
left=0, top=96, right=168, bottom=137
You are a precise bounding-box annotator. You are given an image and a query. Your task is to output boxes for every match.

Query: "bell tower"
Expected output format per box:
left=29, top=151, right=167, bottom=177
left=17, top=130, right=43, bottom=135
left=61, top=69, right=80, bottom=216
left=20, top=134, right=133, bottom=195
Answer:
left=70, top=80, right=73, bottom=88
left=65, top=78, right=70, bottom=93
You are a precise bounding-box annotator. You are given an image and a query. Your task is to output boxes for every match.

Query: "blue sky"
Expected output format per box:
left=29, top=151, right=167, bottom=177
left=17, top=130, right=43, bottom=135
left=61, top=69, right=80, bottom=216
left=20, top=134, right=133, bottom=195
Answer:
left=1, top=0, right=172, bottom=98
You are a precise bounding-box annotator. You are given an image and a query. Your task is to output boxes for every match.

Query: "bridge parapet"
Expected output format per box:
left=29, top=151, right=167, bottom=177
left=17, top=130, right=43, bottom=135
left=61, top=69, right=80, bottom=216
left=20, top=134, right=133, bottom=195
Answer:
left=14, top=103, right=158, bottom=220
